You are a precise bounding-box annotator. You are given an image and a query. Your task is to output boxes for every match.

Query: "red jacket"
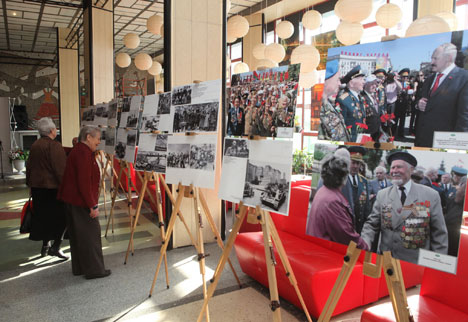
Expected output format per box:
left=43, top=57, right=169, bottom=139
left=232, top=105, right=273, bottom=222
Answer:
left=58, top=142, right=100, bottom=209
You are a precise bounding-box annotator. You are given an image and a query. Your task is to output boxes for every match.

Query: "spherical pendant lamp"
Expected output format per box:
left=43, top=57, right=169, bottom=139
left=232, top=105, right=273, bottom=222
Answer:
left=290, top=44, right=320, bottom=71
left=264, top=43, right=285, bottom=63
left=299, top=70, right=318, bottom=89
left=375, top=3, right=403, bottom=29
left=148, top=61, right=162, bottom=75
left=124, top=33, right=140, bottom=49
left=116, top=53, right=131, bottom=68
left=147, top=14, right=163, bottom=35
left=335, top=0, right=373, bottom=23
left=405, top=15, right=450, bottom=38
left=302, top=10, right=322, bottom=30
left=227, top=15, right=249, bottom=38
left=336, top=21, right=364, bottom=45
left=252, top=43, right=266, bottom=60
left=435, top=11, right=458, bottom=31
left=233, top=62, right=249, bottom=74
left=135, top=53, right=153, bottom=71
left=276, top=20, right=294, bottom=39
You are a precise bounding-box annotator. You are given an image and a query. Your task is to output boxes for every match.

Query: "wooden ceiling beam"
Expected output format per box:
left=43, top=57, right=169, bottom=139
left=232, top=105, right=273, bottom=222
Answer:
left=31, top=0, right=46, bottom=52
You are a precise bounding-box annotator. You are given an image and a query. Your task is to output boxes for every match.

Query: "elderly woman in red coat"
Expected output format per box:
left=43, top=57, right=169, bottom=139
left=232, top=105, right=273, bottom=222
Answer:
left=58, top=126, right=111, bottom=279
left=306, top=153, right=369, bottom=250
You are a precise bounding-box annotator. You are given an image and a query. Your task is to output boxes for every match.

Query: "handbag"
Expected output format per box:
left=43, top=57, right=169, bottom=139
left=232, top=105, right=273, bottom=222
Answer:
left=20, top=198, right=33, bottom=234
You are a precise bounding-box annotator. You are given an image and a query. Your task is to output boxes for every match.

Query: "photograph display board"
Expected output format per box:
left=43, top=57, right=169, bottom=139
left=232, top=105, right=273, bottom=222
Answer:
left=105, top=128, right=116, bottom=155
left=107, top=99, right=119, bottom=128
left=320, top=30, right=468, bottom=147
left=157, top=92, right=173, bottom=132
left=119, top=96, right=142, bottom=129
left=227, top=64, right=300, bottom=138
left=140, top=94, right=161, bottom=132
left=93, top=103, right=108, bottom=127
left=306, top=143, right=468, bottom=273
left=81, top=105, right=96, bottom=126
left=219, top=138, right=293, bottom=215
left=165, top=134, right=217, bottom=189
left=97, top=127, right=106, bottom=151
left=134, top=133, right=168, bottom=173
left=115, top=128, right=137, bottom=163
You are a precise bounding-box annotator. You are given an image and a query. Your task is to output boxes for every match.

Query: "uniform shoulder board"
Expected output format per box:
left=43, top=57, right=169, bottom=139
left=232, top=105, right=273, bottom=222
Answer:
left=339, top=92, right=349, bottom=100
left=358, top=174, right=368, bottom=181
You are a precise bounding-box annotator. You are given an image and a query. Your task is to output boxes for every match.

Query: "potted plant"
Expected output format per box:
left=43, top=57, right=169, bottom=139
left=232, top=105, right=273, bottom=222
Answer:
left=8, top=148, right=29, bottom=173
left=292, top=149, right=313, bottom=175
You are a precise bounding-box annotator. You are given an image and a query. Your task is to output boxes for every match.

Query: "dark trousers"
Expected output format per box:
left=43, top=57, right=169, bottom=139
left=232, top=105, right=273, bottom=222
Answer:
left=65, top=203, right=106, bottom=276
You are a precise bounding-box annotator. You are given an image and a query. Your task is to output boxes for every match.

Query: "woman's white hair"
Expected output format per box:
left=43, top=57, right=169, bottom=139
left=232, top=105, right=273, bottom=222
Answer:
left=78, top=126, right=101, bottom=142
left=36, top=117, right=56, bottom=137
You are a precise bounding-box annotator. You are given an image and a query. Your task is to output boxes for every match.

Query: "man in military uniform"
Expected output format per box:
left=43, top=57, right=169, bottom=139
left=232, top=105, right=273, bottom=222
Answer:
left=336, top=65, right=366, bottom=142
left=361, top=151, right=448, bottom=264
left=361, top=75, right=381, bottom=141
left=394, top=68, right=412, bottom=139
left=319, top=60, right=351, bottom=142
left=451, top=166, right=467, bottom=187
left=373, top=69, right=388, bottom=114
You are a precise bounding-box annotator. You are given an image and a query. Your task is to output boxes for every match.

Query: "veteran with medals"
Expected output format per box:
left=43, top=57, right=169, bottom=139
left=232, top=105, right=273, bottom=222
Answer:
left=361, top=151, right=448, bottom=264
left=336, top=65, right=366, bottom=142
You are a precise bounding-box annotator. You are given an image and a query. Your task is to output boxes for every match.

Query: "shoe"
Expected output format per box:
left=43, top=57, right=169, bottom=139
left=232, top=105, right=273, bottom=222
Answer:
left=48, top=247, right=70, bottom=260
left=85, top=269, right=111, bottom=280
left=40, top=245, right=50, bottom=257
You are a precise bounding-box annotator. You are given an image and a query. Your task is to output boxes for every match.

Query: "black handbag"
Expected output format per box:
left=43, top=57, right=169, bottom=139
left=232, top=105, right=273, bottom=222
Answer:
left=20, top=198, right=33, bottom=234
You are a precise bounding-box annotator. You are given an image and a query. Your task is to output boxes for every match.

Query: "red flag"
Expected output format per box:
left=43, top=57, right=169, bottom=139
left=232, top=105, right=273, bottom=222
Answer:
left=280, top=72, right=283, bottom=82
left=253, top=70, right=259, bottom=80
left=285, top=71, right=289, bottom=80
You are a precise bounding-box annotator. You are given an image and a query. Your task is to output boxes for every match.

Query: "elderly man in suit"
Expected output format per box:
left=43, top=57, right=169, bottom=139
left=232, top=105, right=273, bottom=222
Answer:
left=415, top=43, right=468, bottom=147
left=369, top=165, right=392, bottom=199
left=361, top=151, right=448, bottom=264
left=441, top=173, right=456, bottom=200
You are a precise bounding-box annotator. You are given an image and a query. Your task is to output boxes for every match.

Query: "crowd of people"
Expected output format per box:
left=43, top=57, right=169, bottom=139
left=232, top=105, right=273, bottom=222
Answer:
left=319, top=43, right=468, bottom=147
left=173, top=103, right=218, bottom=133
left=306, top=146, right=467, bottom=263
left=227, top=77, right=298, bottom=137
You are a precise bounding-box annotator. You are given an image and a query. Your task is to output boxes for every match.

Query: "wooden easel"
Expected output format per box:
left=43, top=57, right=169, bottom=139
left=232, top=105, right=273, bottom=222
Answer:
left=197, top=203, right=312, bottom=322
left=96, top=150, right=113, bottom=218
left=105, top=158, right=137, bottom=236
left=318, top=242, right=412, bottom=322
left=148, top=183, right=242, bottom=313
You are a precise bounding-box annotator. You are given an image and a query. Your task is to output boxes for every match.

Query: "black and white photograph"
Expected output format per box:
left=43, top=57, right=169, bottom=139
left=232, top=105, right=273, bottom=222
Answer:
left=167, top=144, right=190, bottom=168
left=155, top=134, right=168, bottom=151
left=119, top=96, right=142, bottom=128
left=126, top=131, right=137, bottom=146
left=115, top=129, right=136, bottom=163
left=172, top=102, right=218, bottom=133
left=166, top=134, right=218, bottom=189
left=126, top=110, right=139, bottom=128
left=135, top=151, right=167, bottom=173
left=171, top=85, right=192, bottom=106
left=107, top=99, right=118, bottom=127
left=224, top=138, right=249, bottom=158
left=141, top=115, right=160, bottom=132
left=158, top=92, right=171, bottom=114
left=189, top=143, right=215, bottom=170
left=81, top=106, right=96, bottom=125
left=105, top=128, right=116, bottom=155
left=97, top=128, right=106, bottom=151
left=121, top=97, right=131, bottom=112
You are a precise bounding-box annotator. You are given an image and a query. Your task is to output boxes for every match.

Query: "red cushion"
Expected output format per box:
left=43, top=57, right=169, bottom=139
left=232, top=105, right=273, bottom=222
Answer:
left=361, top=294, right=468, bottom=322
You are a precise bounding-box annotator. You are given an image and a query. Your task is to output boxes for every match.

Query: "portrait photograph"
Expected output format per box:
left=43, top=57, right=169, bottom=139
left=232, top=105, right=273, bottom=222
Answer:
left=171, top=85, right=192, bottom=106
left=158, top=92, right=171, bottom=114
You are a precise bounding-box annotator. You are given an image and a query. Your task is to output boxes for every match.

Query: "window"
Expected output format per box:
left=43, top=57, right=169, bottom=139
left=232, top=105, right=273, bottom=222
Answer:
left=228, top=40, right=242, bottom=81
left=456, top=0, right=468, bottom=30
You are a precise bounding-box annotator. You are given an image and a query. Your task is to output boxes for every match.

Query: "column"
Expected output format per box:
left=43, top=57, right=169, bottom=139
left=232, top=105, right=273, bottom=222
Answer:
left=242, top=13, right=263, bottom=71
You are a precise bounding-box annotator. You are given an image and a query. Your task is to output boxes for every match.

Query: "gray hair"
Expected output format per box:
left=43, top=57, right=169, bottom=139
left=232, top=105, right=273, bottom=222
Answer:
left=413, top=166, right=425, bottom=177
left=321, top=154, right=349, bottom=189
left=439, top=43, right=457, bottom=62
left=375, top=166, right=386, bottom=173
left=78, top=126, right=101, bottom=142
left=36, top=117, right=56, bottom=136
left=425, top=167, right=438, bottom=178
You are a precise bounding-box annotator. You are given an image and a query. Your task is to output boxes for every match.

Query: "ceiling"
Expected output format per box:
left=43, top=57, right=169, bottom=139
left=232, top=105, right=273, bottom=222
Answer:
left=0, top=0, right=272, bottom=67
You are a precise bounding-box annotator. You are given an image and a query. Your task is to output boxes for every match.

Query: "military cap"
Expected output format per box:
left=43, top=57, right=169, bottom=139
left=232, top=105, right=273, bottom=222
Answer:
left=341, top=65, right=365, bottom=84
left=325, top=59, right=340, bottom=80
left=373, top=68, right=387, bottom=76
left=387, top=150, right=417, bottom=167
left=347, top=146, right=367, bottom=162
left=451, top=166, right=468, bottom=176
left=399, top=68, right=410, bottom=76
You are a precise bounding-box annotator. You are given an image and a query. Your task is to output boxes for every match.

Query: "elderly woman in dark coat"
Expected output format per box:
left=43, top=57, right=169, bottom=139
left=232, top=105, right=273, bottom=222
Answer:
left=58, top=126, right=110, bottom=279
left=306, top=153, right=369, bottom=250
left=26, top=117, right=68, bottom=259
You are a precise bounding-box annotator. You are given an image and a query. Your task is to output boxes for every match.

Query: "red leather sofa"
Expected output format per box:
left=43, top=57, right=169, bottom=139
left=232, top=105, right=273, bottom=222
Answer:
left=361, top=227, right=468, bottom=322
left=234, top=183, right=424, bottom=318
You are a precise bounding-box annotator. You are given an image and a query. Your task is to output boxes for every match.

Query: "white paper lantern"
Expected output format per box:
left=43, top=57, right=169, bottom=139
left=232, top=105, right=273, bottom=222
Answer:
left=148, top=61, right=162, bottom=75
left=234, top=62, right=249, bottom=74
left=405, top=15, right=450, bottom=38
left=335, top=0, right=373, bottom=23
left=276, top=20, right=294, bottom=39
left=435, top=11, right=458, bottom=31
left=264, top=43, right=285, bottom=63
left=252, top=43, right=266, bottom=60
left=227, top=33, right=237, bottom=43
left=302, top=10, right=322, bottom=30
left=255, top=59, right=278, bottom=71
left=124, top=33, right=140, bottom=49
left=336, top=21, right=364, bottom=45
left=134, top=53, right=153, bottom=71
left=299, top=70, right=318, bottom=89
left=147, top=14, right=163, bottom=35
left=375, top=3, right=402, bottom=29
left=227, top=15, right=249, bottom=38
left=160, top=24, right=164, bottom=38
left=290, top=45, right=320, bottom=71
left=116, top=52, right=131, bottom=68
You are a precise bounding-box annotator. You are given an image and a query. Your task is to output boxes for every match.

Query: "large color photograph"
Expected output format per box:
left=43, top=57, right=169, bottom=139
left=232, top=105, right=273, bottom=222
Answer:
left=306, top=143, right=468, bottom=273
left=319, top=30, right=468, bottom=147
left=228, top=64, right=300, bottom=138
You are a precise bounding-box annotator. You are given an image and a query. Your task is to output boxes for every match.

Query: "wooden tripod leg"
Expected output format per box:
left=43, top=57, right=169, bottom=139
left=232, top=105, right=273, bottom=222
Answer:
left=318, top=242, right=361, bottom=322
left=155, top=174, right=170, bottom=289
left=259, top=208, right=282, bottom=322
left=149, top=184, right=185, bottom=297
left=265, top=211, right=312, bottom=322
left=382, top=252, right=412, bottom=322
left=197, top=189, right=241, bottom=287
left=196, top=204, right=248, bottom=322
left=124, top=172, right=149, bottom=264
left=193, top=187, right=210, bottom=322
left=105, top=163, right=124, bottom=236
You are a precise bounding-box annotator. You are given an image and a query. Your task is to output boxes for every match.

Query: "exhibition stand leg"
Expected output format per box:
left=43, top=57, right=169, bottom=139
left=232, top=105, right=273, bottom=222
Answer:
left=196, top=204, right=312, bottom=322
left=318, top=242, right=412, bottom=322
left=97, top=151, right=112, bottom=218
left=105, top=158, right=124, bottom=236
